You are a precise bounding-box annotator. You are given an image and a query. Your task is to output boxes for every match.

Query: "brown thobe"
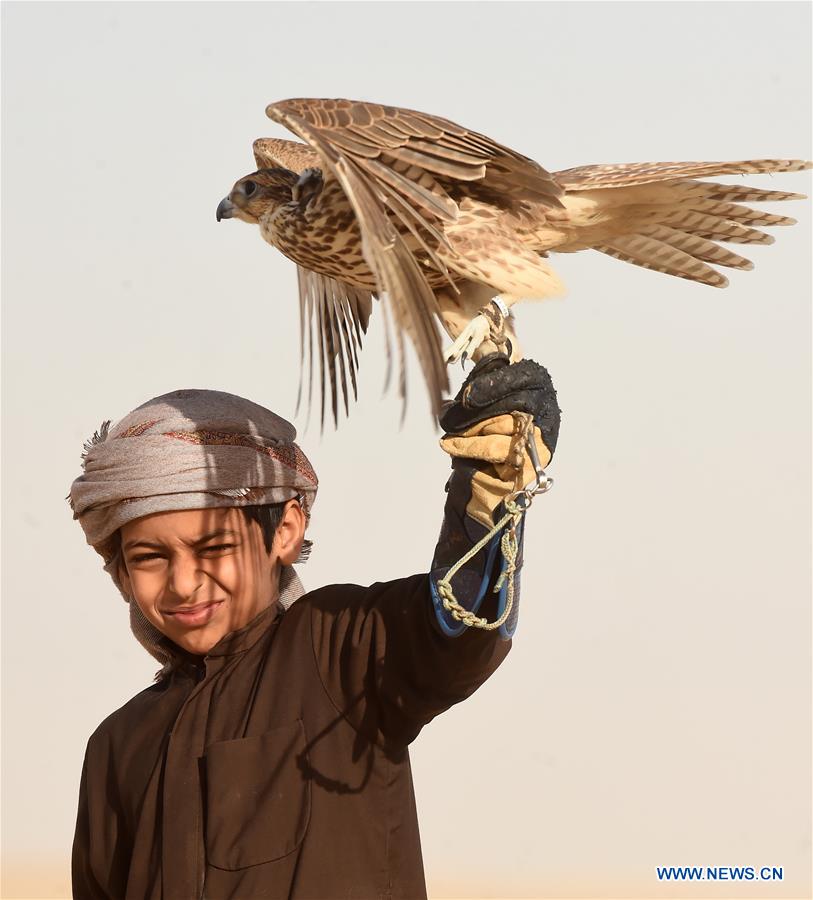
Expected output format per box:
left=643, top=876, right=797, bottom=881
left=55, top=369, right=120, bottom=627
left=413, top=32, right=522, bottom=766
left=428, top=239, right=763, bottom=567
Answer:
left=72, top=574, right=510, bottom=899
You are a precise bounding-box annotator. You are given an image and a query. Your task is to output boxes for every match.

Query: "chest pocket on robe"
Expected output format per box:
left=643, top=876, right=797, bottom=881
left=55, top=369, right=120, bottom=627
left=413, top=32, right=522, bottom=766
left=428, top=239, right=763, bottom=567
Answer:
left=203, top=720, right=311, bottom=870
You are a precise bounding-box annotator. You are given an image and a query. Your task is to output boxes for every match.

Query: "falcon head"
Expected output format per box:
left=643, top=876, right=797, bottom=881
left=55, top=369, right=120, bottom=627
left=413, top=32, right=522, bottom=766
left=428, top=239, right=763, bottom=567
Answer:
left=216, top=168, right=299, bottom=224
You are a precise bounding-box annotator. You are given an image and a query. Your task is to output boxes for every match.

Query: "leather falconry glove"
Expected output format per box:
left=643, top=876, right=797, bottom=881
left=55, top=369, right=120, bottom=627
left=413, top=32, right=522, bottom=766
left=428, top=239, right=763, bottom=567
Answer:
left=430, top=354, right=560, bottom=639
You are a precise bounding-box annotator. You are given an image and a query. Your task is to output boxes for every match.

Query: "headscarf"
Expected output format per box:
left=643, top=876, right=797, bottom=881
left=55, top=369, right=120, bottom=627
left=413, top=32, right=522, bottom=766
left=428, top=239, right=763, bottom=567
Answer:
left=69, top=389, right=318, bottom=669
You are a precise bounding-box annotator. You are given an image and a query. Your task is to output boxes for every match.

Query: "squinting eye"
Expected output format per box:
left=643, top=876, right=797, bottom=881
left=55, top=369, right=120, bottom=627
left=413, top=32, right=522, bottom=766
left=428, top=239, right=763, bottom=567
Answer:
left=131, top=553, right=163, bottom=564
left=200, top=544, right=236, bottom=554
left=243, top=181, right=256, bottom=197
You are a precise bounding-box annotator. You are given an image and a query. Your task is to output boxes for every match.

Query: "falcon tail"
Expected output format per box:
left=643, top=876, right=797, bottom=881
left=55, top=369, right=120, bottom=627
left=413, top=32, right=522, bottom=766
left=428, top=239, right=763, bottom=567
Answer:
left=551, top=159, right=811, bottom=287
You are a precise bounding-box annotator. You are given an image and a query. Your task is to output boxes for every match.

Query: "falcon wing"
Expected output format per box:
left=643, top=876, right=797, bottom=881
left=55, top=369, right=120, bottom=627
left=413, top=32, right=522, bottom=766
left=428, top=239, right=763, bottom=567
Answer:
left=296, top=268, right=373, bottom=430
left=552, top=159, right=811, bottom=287
left=253, top=138, right=321, bottom=173
left=266, top=97, right=565, bottom=417
left=252, top=136, right=375, bottom=427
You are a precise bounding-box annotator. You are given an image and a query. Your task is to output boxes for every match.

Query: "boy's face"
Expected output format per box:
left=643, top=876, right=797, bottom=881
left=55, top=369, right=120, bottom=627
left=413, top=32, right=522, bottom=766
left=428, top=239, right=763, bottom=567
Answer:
left=118, top=504, right=303, bottom=656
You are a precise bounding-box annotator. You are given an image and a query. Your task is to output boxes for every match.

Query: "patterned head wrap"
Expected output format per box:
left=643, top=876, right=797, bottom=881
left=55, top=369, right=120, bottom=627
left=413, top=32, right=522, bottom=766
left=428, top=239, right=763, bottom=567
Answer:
left=69, top=388, right=318, bottom=669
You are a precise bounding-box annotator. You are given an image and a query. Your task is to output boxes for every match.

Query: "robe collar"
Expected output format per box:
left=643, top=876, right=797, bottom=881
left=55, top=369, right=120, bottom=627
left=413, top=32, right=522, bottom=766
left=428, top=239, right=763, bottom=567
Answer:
left=205, top=600, right=284, bottom=658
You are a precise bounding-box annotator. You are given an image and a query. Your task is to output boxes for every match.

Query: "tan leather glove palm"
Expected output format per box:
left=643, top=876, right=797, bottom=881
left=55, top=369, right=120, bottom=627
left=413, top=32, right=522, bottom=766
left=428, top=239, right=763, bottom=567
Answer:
left=440, top=413, right=552, bottom=528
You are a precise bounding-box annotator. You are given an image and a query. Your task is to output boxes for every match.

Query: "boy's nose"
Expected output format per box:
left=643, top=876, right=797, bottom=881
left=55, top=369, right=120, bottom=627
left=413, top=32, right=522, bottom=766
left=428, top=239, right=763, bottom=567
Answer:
left=168, top=557, right=204, bottom=600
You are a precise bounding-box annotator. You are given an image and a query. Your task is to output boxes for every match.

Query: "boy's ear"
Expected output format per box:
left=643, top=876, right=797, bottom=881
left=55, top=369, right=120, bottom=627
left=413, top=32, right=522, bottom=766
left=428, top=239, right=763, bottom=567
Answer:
left=274, top=499, right=307, bottom=566
left=117, top=556, right=132, bottom=596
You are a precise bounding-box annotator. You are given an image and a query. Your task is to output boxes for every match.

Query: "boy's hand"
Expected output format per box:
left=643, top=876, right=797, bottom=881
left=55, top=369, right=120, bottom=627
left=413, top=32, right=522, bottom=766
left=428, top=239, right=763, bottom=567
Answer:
left=438, top=354, right=560, bottom=528
left=440, top=353, right=560, bottom=454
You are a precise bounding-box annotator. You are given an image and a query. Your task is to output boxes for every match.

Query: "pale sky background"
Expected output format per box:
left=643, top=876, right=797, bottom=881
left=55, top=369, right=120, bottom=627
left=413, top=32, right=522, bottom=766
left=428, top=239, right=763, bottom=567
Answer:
left=1, top=2, right=811, bottom=898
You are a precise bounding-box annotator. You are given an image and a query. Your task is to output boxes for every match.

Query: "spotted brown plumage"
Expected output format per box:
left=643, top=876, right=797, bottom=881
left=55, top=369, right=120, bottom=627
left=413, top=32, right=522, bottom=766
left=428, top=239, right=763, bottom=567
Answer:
left=216, top=97, right=811, bottom=426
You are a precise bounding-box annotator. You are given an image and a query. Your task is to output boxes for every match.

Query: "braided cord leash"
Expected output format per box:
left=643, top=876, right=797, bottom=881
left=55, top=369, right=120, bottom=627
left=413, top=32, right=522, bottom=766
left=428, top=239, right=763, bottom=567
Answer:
left=436, top=420, right=553, bottom=631
left=436, top=499, right=524, bottom=630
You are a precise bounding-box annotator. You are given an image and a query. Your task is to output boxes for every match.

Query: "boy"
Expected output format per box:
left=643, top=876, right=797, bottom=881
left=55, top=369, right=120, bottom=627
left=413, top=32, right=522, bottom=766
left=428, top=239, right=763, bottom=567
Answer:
left=70, top=354, right=559, bottom=899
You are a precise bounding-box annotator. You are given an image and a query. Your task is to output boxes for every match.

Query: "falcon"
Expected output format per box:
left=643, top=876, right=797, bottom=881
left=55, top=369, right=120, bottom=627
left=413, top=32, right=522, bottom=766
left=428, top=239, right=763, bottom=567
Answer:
left=216, top=98, right=810, bottom=426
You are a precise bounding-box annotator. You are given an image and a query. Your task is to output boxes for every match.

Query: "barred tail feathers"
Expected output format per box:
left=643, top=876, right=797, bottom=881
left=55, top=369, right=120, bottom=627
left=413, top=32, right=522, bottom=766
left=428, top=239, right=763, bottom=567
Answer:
left=551, top=163, right=810, bottom=288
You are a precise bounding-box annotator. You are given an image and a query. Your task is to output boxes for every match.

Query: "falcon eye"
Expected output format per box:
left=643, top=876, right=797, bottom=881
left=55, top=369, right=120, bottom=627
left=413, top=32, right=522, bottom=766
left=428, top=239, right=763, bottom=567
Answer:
left=243, top=180, right=257, bottom=197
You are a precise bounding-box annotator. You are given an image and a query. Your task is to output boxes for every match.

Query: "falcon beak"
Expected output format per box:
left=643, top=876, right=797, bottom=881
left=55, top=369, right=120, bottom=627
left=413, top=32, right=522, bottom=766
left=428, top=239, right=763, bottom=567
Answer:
left=216, top=197, right=236, bottom=222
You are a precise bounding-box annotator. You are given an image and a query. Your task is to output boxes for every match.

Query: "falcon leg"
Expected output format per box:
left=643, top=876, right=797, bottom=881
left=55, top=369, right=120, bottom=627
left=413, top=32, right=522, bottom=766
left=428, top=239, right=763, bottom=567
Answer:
left=443, top=297, right=512, bottom=365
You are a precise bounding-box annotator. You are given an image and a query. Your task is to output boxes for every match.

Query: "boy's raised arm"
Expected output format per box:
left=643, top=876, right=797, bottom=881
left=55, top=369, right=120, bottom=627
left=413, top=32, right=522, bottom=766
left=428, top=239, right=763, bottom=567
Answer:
left=310, top=354, right=560, bottom=749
